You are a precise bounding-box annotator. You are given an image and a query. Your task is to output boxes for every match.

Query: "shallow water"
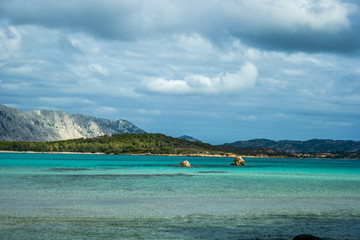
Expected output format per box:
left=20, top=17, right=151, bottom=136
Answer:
left=0, top=153, right=359, bottom=239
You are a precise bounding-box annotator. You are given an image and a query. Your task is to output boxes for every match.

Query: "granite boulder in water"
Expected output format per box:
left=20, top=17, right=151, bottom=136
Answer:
left=180, top=160, right=191, bottom=167
left=234, top=156, right=245, bottom=166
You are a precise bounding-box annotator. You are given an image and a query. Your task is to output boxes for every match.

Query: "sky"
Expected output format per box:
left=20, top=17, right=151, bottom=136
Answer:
left=0, top=0, right=359, bottom=144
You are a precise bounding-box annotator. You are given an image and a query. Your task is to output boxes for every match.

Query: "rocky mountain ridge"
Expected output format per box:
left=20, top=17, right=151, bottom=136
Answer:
left=0, top=104, right=144, bottom=142
left=226, top=138, right=360, bottom=153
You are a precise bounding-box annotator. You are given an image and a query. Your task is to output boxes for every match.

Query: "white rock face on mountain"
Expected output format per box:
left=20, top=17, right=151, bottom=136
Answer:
left=0, top=104, right=144, bottom=141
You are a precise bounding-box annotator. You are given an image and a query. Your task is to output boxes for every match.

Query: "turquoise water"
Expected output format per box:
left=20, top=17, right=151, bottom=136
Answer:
left=0, top=153, right=359, bottom=240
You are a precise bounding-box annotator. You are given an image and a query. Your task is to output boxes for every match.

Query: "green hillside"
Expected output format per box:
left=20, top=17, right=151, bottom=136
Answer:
left=0, top=133, right=221, bottom=155
left=0, top=133, right=291, bottom=157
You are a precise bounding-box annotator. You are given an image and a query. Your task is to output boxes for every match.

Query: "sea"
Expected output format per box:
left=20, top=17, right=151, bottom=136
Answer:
left=0, top=153, right=359, bottom=240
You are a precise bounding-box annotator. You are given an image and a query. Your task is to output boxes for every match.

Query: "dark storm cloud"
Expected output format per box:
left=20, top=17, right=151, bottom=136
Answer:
left=234, top=13, right=360, bottom=54
left=211, top=0, right=360, bottom=54
left=0, top=0, right=144, bottom=40
left=0, top=0, right=359, bottom=54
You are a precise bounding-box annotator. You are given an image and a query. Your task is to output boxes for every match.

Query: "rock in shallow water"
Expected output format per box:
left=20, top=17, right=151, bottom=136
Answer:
left=234, top=156, right=245, bottom=166
left=180, top=160, right=191, bottom=167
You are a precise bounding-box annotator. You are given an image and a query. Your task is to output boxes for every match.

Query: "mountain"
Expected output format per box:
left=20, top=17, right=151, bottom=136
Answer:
left=178, top=135, right=200, bottom=142
left=226, top=138, right=360, bottom=153
left=0, top=104, right=144, bottom=142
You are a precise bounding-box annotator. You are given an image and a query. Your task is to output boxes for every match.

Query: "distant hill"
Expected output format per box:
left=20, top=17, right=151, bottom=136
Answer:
left=178, top=135, right=200, bottom=142
left=1, top=132, right=358, bottom=158
left=0, top=104, right=144, bottom=142
left=0, top=132, right=293, bottom=157
left=0, top=133, right=223, bottom=155
left=226, top=138, right=360, bottom=153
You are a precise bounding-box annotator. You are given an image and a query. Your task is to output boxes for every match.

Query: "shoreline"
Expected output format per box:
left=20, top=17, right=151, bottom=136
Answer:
left=1, top=151, right=358, bottom=159
left=0, top=150, right=262, bottom=158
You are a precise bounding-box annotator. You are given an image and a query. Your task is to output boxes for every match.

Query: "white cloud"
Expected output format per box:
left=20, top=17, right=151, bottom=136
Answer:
left=0, top=23, right=22, bottom=60
left=0, top=81, right=30, bottom=91
left=282, top=69, right=306, bottom=76
left=38, top=97, right=95, bottom=105
left=312, top=119, right=352, bottom=127
left=89, top=64, right=109, bottom=76
left=235, top=114, right=258, bottom=121
left=144, top=62, right=258, bottom=95
left=124, top=50, right=144, bottom=57
left=259, top=77, right=288, bottom=91
left=0, top=26, right=20, bottom=47
left=219, top=51, right=237, bottom=62
left=221, top=62, right=258, bottom=91
left=146, top=78, right=192, bottom=94
left=175, top=34, right=213, bottom=53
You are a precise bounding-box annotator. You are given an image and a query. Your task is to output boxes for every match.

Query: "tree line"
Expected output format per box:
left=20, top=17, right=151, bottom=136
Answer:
left=0, top=133, right=227, bottom=155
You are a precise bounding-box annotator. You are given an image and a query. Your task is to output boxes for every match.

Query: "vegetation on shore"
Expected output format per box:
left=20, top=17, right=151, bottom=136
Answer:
left=0, top=133, right=358, bottom=158
left=0, top=133, right=291, bottom=157
left=227, top=138, right=360, bottom=153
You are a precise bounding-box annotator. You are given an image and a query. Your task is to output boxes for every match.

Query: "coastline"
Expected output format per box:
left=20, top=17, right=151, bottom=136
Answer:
left=2, top=150, right=358, bottom=159
left=0, top=150, right=261, bottom=158
left=0, top=150, right=360, bottom=160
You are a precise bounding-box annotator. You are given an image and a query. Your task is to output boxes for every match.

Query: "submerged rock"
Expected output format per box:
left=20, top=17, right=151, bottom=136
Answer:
left=293, top=234, right=323, bottom=240
left=180, top=160, right=191, bottom=167
left=234, top=156, right=245, bottom=166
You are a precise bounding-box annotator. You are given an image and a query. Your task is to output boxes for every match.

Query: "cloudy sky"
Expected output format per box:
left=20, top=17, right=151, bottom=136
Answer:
left=0, top=0, right=359, bottom=144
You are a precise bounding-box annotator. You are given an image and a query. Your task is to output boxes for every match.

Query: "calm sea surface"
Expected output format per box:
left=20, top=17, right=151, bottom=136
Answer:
left=0, top=153, right=359, bottom=240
